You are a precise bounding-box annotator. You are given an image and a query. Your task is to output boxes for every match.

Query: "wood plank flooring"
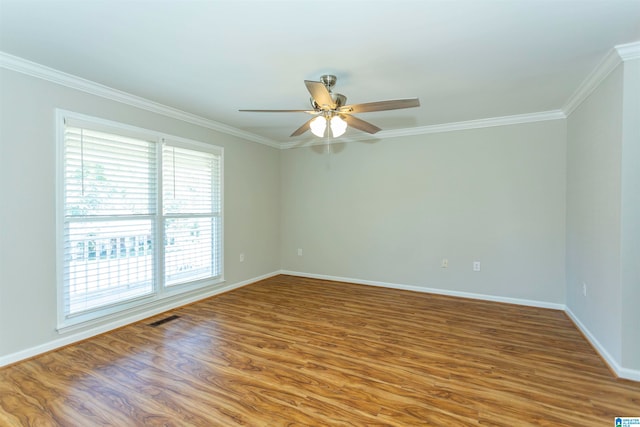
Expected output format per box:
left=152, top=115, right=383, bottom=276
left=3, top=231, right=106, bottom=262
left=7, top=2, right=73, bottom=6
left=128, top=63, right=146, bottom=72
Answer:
left=1, top=275, right=638, bottom=426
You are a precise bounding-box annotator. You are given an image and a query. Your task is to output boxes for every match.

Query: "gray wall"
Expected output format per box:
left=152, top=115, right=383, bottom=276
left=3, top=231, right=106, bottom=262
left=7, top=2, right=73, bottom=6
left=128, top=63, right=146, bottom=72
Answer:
left=566, top=58, right=640, bottom=373
left=566, top=64, right=624, bottom=364
left=281, top=121, right=567, bottom=305
left=0, top=68, right=281, bottom=358
left=620, top=59, right=640, bottom=371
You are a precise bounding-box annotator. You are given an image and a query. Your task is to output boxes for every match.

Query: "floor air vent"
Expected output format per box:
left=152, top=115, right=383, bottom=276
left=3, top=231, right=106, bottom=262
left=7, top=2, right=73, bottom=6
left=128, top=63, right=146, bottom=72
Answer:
left=148, top=315, right=180, bottom=327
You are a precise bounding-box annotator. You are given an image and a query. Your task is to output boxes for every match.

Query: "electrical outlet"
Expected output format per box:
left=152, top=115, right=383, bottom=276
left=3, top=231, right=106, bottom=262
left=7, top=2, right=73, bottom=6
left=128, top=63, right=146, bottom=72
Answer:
left=583, top=282, right=587, bottom=297
left=473, top=261, right=481, bottom=272
left=297, top=248, right=303, bottom=256
left=441, top=258, right=448, bottom=268
left=239, top=253, right=245, bottom=263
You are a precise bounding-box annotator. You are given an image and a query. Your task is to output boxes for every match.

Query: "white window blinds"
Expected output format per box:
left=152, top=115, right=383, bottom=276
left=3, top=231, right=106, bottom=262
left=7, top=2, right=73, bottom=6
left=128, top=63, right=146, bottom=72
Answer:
left=63, top=126, right=157, bottom=316
left=162, top=145, right=222, bottom=286
left=59, top=113, right=223, bottom=328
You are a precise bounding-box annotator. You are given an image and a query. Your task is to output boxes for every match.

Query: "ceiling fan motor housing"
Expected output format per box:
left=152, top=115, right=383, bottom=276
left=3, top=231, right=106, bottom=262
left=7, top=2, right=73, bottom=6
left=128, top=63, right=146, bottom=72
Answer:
left=310, top=92, right=347, bottom=110
left=309, top=74, right=347, bottom=110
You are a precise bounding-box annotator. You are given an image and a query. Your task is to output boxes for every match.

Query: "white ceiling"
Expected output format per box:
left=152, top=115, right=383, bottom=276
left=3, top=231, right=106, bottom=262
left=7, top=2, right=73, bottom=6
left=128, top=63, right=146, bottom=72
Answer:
left=1, top=0, right=639, bottom=146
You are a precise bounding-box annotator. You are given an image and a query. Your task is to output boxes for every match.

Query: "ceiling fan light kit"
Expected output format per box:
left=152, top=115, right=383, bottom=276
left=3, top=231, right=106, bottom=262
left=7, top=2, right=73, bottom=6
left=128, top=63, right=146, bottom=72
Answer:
left=240, top=75, right=420, bottom=139
left=310, top=115, right=327, bottom=137
left=309, top=113, right=347, bottom=138
left=330, top=115, right=347, bottom=137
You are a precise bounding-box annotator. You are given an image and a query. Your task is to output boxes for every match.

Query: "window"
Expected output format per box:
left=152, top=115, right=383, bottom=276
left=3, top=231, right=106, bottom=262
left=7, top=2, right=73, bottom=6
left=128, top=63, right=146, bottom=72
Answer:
left=57, top=111, right=223, bottom=329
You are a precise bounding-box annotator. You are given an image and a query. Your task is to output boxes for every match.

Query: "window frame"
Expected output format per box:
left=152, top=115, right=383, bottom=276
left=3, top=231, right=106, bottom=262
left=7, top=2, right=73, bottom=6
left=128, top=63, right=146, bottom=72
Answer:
left=56, top=110, right=224, bottom=332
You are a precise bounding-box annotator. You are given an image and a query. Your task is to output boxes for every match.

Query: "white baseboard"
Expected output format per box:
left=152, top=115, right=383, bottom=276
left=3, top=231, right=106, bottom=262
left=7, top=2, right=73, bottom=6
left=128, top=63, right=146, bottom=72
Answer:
left=281, top=270, right=640, bottom=382
left=5, top=270, right=639, bottom=382
left=0, top=271, right=280, bottom=368
left=280, top=270, right=566, bottom=310
left=565, top=307, right=640, bottom=382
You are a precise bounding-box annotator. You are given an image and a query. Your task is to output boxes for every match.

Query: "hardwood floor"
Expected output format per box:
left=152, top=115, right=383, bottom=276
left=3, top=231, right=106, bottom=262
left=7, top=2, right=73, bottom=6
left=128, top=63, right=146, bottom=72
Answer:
left=1, top=275, right=638, bottom=426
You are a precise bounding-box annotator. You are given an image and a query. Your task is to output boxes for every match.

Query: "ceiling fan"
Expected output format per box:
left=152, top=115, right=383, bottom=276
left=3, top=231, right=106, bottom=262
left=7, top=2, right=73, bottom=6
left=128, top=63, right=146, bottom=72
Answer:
left=239, top=75, right=420, bottom=138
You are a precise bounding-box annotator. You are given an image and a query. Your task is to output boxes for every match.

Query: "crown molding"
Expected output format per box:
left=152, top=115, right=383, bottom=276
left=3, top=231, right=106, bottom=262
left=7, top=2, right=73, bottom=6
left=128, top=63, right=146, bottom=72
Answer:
left=279, top=110, right=566, bottom=149
left=379, top=110, right=566, bottom=138
left=616, top=40, right=640, bottom=61
left=0, top=51, right=281, bottom=149
left=7, top=44, right=635, bottom=150
left=562, top=49, right=621, bottom=116
left=562, top=41, right=640, bottom=116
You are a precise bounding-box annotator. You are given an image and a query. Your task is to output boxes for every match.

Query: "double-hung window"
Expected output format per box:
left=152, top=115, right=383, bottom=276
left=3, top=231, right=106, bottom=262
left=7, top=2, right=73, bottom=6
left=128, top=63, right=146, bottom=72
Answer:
left=57, top=111, right=223, bottom=330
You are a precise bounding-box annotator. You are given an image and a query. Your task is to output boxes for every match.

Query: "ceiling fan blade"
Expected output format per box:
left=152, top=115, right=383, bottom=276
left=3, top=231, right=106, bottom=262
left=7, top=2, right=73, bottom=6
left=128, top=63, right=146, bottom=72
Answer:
left=290, top=117, right=316, bottom=137
left=342, top=115, right=382, bottom=134
left=239, top=109, right=316, bottom=113
left=305, top=80, right=335, bottom=109
left=339, top=98, right=420, bottom=114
